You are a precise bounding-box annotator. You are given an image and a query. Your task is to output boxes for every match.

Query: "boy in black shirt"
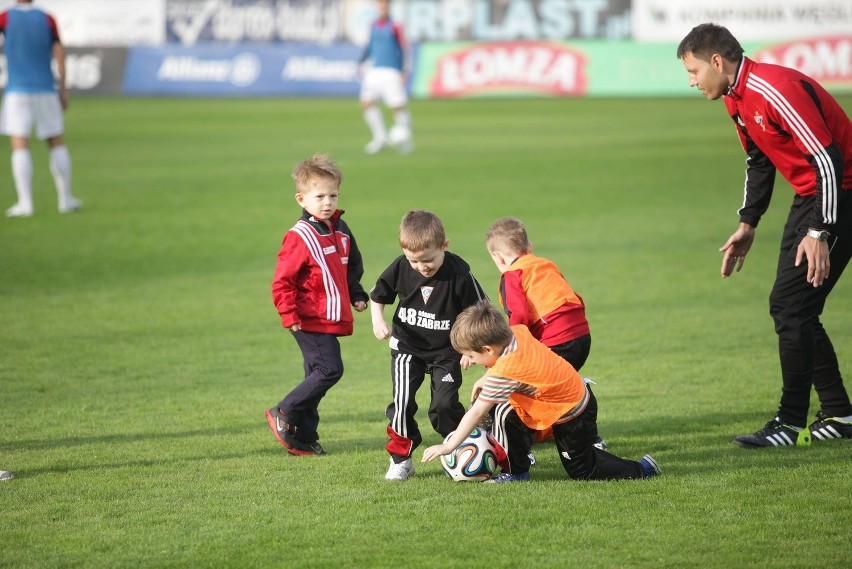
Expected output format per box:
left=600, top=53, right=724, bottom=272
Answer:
left=371, top=210, right=487, bottom=480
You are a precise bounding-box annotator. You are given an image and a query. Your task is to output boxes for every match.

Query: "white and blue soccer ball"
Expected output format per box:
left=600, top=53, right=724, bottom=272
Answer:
left=440, top=428, right=498, bottom=482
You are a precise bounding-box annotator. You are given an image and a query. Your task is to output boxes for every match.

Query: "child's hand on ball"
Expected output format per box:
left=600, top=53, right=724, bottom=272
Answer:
left=422, top=444, right=449, bottom=462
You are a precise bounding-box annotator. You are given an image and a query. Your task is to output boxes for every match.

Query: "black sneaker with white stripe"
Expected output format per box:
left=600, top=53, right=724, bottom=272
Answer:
left=733, top=417, right=811, bottom=449
left=809, top=411, right=852, bottom=441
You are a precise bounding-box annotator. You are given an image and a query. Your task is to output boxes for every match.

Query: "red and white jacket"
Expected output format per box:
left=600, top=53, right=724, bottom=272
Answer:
left=272, top=209, right=368, bottom=335
left=725, top=57, right=852, bottom=231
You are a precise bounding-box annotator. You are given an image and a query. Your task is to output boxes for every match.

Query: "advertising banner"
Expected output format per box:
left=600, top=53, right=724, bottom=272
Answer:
left=166, top=0, right=343, bottom=45
left=163, top=0, right=632, bottom=46
left=752, top=37, right=852, bottom=90
left=123, top=43, right=365, bottom=96
left=0, top=48, right=127, bottom=94
left=383, top=0, right=632, bottom=44
left=414, top=40, right=687, bottom=98
left=0, top=0, right=165, bottom=47
left=416, top=41, right=590, bottom=97
left=413, top=38, right=852, bottom=98
left=633, top=0, right=852, bottom=42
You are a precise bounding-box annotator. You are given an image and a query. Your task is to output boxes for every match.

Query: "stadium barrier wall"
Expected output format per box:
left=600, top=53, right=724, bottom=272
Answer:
left=2, top=0, right=848, bottom=47
left=113, top=36, right=850, bottom=98
left=2, top=1, right=849, bottom=97
left=413, top=37, right=852, bottom=98
left=2, top=34, right=849, bottom=98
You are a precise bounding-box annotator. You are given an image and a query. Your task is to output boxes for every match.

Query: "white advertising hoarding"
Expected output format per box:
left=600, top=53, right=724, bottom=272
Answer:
left=633, top=0, right=852, bottom=42
left=0, top=0, right=165, bottom=46
left=163, top=0, right=632, bottom=46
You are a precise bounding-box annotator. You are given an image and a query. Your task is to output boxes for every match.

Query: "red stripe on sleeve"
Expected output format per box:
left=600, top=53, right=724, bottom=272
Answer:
left=46, top=13, right=60, bottom=42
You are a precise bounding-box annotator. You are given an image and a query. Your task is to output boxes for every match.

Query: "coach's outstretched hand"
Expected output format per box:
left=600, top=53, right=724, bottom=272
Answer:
left=720, top=222, right=755, bottom=277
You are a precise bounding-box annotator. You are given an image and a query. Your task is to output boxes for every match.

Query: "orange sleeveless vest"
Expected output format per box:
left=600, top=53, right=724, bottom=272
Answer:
left=507, top=254, right=582, bottom=322
left=489, top=325, right=588, bottom=429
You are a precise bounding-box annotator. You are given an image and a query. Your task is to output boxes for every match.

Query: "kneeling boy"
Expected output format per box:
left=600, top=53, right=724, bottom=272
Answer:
left=422, top=301, right=659, bottom=482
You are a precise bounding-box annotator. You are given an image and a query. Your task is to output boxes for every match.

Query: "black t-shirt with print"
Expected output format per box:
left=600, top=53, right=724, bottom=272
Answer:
left=370, top=251, right=487, bottom=357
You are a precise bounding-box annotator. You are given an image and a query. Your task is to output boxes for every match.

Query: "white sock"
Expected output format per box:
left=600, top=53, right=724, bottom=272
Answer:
left=11, top=149, right=34, bottom=210
left=393, top=108, right=412, bottom=131
left=49, top=145, right=73, bottom=208
left=363, top=106, right=386, bottom=143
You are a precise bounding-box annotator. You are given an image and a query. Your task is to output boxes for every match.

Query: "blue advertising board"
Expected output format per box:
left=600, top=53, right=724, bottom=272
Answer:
left=123, top=43, right=367, bottom=96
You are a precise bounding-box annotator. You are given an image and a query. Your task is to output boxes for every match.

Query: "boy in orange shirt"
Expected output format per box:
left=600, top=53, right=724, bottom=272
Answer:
left=486, top=217, right=605, bottom=449
left=422, top=301, right=659, bottom=482
left=487, top=217, right=590, bottom=367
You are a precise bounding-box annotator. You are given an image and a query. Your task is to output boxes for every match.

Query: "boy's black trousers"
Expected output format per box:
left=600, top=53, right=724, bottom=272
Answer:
left=496, top=390, right=645, bottom=480
left=279, top=331, right=344, bottom=444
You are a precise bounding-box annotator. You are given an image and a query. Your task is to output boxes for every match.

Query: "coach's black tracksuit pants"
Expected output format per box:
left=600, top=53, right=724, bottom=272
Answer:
left=771, top=190, right=852, bottom=427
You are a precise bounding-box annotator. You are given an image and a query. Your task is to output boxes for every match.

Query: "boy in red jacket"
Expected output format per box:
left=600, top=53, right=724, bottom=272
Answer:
left=265, top=154, right=369, bottom=456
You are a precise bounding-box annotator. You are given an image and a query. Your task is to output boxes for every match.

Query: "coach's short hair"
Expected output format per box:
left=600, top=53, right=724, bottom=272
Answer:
left=292, top=153, right=342, bottom=194
left=399, top=209, right=446, bottom=252
left=676, top=23, right=744, bottom=62
left=450, top=301, right=513, bottom=353
left=486, top=216, right=531, bottom=255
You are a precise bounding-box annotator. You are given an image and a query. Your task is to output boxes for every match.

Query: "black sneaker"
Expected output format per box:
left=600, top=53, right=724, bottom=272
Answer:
left=265, top=407, right=295, bottom=447
left=282, top=436, right=327, bottom=456
left=265, top=407, right=326, bottom=456
left=809, top=411, right=852, bottom=441
left=487, top=471, right=531, bottom=483
left=733, top=417, right=811, bottom=448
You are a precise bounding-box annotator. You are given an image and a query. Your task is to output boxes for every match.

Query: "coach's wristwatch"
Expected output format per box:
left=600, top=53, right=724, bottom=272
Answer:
left=807, top=228, right=830, bottom=242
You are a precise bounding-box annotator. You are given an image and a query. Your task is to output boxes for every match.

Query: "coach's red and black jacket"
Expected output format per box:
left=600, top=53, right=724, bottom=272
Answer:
left=724, top=56, right=852, bottom=232
left=272, top=209, right=368, bottom=335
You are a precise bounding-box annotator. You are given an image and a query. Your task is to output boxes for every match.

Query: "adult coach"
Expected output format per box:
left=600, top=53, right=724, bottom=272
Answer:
left=358, top=0, right=413, bottom=155
left=677, top=23, right=852, bottom=448
left=0, top=0, right=80, bottom=217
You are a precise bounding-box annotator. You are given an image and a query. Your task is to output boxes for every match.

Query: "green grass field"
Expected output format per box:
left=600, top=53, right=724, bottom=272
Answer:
left=1, top=95, right=850, bottom=568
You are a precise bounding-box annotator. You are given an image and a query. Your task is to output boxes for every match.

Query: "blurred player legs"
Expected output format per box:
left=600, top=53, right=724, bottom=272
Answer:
left=360, top=68, right=413, bottom=154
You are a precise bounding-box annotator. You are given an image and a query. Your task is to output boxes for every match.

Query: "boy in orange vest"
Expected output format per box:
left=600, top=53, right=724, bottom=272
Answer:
left=485, top=217, right=605, bottom=449
left=422, top=301, right=659, bottom=482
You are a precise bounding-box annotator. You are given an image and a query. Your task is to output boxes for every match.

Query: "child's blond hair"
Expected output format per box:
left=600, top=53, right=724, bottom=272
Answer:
left=486, top=217, right=531, bottom=255
left=399, top=209, right=446, bottom=252
left=291, top=153, right=342, bottom=194
left=450, top=300, right=513, bottom=353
